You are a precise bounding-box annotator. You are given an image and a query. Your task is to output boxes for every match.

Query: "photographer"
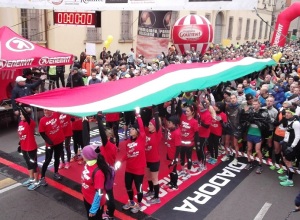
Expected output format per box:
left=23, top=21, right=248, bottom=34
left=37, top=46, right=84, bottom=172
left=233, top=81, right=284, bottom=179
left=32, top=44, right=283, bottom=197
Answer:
left=241, top=99, right=271, bottom=174
left=278, top=106, right=300, bottom=187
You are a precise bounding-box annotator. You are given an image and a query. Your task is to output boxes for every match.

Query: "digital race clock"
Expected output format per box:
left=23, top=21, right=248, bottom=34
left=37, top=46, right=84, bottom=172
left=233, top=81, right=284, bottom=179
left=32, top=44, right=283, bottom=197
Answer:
left=53, top=11, right=101, bottom=27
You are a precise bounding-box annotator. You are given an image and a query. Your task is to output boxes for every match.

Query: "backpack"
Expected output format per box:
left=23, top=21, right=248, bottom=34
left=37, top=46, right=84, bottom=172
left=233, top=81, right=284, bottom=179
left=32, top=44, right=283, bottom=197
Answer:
left=92, top=165, right=115, bottom=191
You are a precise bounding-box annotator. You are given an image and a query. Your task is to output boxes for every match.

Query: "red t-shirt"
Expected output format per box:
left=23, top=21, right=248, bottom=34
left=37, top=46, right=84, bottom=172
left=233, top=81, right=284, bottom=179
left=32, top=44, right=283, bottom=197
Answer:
left=210, top=112, right=228, bottom=136
left=180, top=114, right=198, bottom=147
left=123, top=117, right=146, bottom=175
left=59, top=114, right=73, bottom=137
left=145, top=127, right=162, bottom=162
left=72, top=117, right=83, bottom=131
left=18, top=119, right=38, bottom=151
left=100, top=141, right=118, bottom=167
left=81, top=164, right=106, bottom=206
left=106, top=113, right=120, bottom=122
left=166, top=127, right=182, bottom=160
left=198, top=109, right=212, bottom=138
left=39, top=112, right=65, bottom=146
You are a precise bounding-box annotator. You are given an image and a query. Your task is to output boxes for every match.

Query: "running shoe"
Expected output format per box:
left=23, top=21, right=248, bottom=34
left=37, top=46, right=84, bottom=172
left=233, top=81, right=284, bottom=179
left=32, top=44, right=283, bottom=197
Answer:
left=143, top=191, right=154, bottom=198
left=244, top=163, right=253, bottom=170
left=182, top=173, right=191, bottom=180
left=221, top=155, right=230, bottom=162
left=167, top=185, right=178, bottom=192
left=278, top=175, right=288, bottom=181
left=210, top=158, right=217, bottom=165
left=28, top=181, right=40, bottom=191
left=280, top=180, right=294, bottom=187
left=53, top=172, right=62, bottom=180
left=22, top=178, right=34, bottom=187
left=232, top=158, right=238, bottom=166
left=269, top=165, right=276, bottom=171
left=64, top=162, right=70, bottom=169
left=192, top=161, right=199, bottom=165
left=147, top=197, right=161, bottom=204
left=58, top=163, right=65, bottom=169
left=207, top=158, right=213, bottom=164
left=178, top=170, right=186, bottom=176
left=277, top=168, right=285, bottom=174
left=122, top=200, right=136, bottom=210
left=131, top=203, right=141, bottom=213
left=38, top=177, right=48, bottom=186
left=256, top=166, right=263, bottom=174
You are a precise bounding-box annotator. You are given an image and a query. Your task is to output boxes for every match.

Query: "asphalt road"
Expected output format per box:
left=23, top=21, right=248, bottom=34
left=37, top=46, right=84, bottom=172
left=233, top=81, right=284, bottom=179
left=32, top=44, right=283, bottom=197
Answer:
left=1, top=120, right=300, bottom=220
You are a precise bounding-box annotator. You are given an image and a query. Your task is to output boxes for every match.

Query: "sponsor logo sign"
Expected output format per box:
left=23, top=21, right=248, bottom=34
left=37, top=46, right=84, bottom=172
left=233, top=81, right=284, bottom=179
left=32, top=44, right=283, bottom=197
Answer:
left=6, top=37, right=35, bottom=52
left=38, top=56, right=71, bottom=65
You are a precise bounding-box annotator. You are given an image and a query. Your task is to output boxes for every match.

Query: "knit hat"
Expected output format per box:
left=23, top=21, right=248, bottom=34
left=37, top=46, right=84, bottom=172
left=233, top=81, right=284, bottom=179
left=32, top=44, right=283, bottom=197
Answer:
left=286, top=106, right=296, bottom=115
left=167, top=115, right=180, bottom=126
left=246, top=93, right=254, bottom=101
left=149, top=118, right=156, bottom=128
left=215, top=102, right=225, bottom=112
left=81, top=145, right=98, bottom=161
left=130, top=122, right=140, bottom=133
left=223, top=90, right=231, bottom=96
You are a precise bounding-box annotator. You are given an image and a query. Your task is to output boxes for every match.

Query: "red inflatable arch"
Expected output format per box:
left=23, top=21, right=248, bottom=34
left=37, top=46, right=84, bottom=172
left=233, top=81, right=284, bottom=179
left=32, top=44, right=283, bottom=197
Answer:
left=271, top=2, right=300, bottom=47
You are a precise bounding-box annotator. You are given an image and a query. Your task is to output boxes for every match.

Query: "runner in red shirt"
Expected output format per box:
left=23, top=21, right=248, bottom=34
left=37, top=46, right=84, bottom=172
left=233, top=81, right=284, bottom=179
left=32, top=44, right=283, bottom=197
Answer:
left=81, top=145, right=109, bottom=219
left=71, top=116, right=84, bottom=163
left=18, top=106, right=40, bottom=190
left=115, top=107, right=146, bottom=214
left=39, top=109, right=65, bottom=185
left=105, top=112, right=120, bottom=150
left=163, top=115, right=181, bottom=192
left=179, top=103, right=199, bottom=180
left=196, top=100, right=213, bottom=171
left=58, top=113, right=73, bottom=169
left=96, top=112, right=118, bottom=219
left=209, top=102, right=228, bottom=165
left=144, top=106, right=162, bottom=204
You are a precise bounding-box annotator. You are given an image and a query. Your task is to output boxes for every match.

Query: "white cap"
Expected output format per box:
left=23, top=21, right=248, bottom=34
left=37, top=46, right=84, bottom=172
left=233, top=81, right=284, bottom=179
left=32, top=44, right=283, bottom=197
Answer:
left=16, top=76, right=26, bottom=82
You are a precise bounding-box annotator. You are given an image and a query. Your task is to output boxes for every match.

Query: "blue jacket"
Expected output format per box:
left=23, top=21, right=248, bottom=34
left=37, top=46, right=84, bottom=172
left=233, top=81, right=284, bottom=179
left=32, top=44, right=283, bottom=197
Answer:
left=11, top=79, right=42, bottom=111
left=271, top=87, right=285, bottom=107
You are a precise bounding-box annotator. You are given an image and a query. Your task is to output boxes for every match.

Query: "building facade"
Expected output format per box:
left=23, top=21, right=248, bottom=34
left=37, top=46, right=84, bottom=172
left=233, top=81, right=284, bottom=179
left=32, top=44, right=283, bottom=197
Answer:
left=0, top=1, right=295, bottom=60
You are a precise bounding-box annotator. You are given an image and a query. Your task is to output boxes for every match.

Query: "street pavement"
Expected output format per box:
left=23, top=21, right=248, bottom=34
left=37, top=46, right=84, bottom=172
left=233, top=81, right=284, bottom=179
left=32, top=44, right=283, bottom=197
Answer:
left=1, top=120, right=300, bottom=220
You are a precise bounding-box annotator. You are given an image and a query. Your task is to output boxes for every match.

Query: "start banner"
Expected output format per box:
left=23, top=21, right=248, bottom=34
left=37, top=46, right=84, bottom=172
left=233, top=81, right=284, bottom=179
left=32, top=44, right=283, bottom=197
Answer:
left=0, top=0, right=257, bottom=11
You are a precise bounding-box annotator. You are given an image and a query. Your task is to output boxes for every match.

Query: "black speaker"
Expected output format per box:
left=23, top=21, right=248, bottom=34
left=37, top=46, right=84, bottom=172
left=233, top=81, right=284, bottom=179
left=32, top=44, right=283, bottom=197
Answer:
left=95, top=11, right=101, bottom=28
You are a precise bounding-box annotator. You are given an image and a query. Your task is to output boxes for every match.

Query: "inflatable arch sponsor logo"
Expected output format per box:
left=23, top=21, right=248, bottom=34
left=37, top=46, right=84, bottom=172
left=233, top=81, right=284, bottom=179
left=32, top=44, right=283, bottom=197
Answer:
left=273, top=24, right=283, bottom=46
left=6, top=37, right=35, bottom=52
left=179, top=27, right=203, bottom=41
left=47, top=0, right=63, bottom=5
left=173, top=161, right=247, bottom=213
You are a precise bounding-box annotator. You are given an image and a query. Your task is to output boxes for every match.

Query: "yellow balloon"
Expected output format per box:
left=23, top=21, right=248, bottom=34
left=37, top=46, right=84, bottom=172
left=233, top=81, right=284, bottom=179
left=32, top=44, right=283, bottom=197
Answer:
left=104, top=40, right=109, bottom=48
left=107, top=35, right=113, bottom=43
left=272, top=52, right=282, bottom=63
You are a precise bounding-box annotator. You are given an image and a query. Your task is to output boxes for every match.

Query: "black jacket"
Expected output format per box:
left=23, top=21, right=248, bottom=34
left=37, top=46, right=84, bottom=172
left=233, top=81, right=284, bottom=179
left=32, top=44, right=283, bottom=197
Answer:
left=11, top=80, right=42, bottom=111
left=66, top=72, right=84, bottom=88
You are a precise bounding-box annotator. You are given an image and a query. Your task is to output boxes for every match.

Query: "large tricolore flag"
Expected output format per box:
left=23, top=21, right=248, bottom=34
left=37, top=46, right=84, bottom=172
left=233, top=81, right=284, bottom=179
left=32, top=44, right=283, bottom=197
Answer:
left=17, top=58, right=276, bottom=117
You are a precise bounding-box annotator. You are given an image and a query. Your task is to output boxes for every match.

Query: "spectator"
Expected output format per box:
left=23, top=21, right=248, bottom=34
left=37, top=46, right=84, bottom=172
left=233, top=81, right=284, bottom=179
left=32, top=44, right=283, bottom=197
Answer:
left=66, top=67, right=84, bottom=88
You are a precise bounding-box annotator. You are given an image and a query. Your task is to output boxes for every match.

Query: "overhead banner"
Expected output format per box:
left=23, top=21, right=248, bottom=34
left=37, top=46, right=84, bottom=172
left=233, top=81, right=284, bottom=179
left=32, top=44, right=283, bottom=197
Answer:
left=0, top=0, right=257, bottom=10
left=136, top=10, right=171, bottom=61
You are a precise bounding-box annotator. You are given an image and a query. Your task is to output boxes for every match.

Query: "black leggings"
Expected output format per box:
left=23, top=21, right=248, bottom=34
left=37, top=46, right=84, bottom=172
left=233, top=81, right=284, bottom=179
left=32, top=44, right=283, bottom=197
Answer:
left=83, top=199, right=103, bottom=220
left=41, top=142, right=63, bottom=177
left=61, top=136, right=71, bottom=163
left=22, top=149, right=38, bottom=172
left=180, top=146, right=193, bottom=170
left=73, top=130, right=83, bottom=155
left=106, top=121, right=119, bottom=147
left=208, top=133, right=221, bottom=159
left=125, top=172, right=144, bottom=203
left=106, top=189, right=115, bottom=217
left=196, top=137, right=207, bottom=165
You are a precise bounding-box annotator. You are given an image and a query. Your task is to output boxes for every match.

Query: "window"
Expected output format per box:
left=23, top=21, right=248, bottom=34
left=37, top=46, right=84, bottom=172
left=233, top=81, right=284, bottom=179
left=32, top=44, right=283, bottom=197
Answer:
left=86, top=27, right=102, bottom=42
left=120, top=11, right=133, bottom=41
left=264, top=21, right=269, bottom=39
left=237, top=18, right=242, bottom=39
left=245, top=19, right=250, bottom=39
left=227, top=17, right=233, bottom=39
left=21, top=9, right=45, bottom=41
left=252, top=19, right=257, bottom=39
left=258, top=20, right=263, bottom=39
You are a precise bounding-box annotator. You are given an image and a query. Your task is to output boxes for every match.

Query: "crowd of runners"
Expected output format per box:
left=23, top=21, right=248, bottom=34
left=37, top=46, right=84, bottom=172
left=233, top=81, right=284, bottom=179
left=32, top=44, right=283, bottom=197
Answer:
left=13, top=40, right=300, bottom=219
